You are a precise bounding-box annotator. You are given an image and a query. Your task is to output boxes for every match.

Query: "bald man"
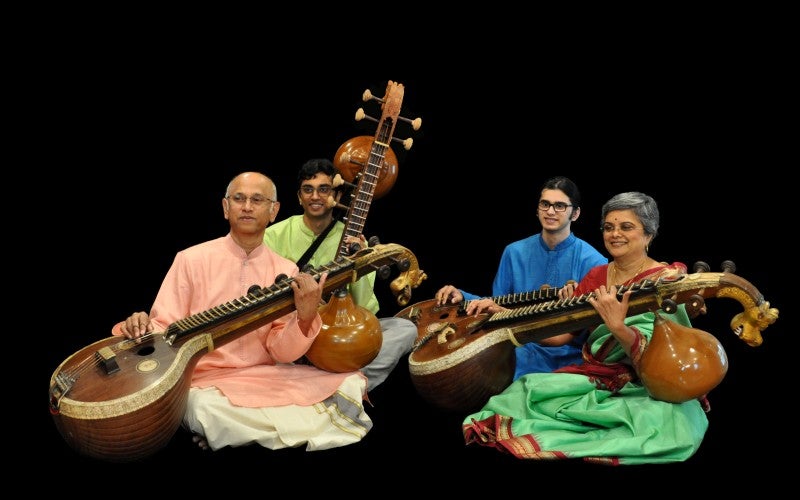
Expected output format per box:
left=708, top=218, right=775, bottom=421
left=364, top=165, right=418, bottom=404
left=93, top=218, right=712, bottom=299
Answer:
left=114, top=172, right=372, bottom=452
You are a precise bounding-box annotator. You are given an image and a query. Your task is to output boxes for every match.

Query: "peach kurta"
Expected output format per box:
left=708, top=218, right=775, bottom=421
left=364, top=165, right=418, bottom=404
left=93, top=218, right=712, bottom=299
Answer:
left=113, top=233, right=362, bottom=407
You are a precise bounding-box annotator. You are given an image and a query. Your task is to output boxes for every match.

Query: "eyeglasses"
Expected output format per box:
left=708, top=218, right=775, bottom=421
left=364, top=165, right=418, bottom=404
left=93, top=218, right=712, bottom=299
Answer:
left=226, top=193, right=275, bottom=207
left=300, top=185, right=333, bottom=196
left=538, top=200, right=573, bottom=212
left=601, top=223, right=639, bottom=233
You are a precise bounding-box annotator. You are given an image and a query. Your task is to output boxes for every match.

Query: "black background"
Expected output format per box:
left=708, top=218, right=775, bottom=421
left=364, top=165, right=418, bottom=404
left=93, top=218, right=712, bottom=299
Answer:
left=37, top=41, right=790, bottom=487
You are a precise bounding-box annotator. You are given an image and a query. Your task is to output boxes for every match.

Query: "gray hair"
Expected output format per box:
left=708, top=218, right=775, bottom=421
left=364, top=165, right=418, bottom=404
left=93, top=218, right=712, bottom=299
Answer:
left=601, top=192, right=659, bottom=241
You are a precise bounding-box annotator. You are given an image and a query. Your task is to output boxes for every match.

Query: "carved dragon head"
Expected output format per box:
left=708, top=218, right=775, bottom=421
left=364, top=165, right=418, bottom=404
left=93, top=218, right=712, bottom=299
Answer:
left=730, top=301, right=779, bottom=347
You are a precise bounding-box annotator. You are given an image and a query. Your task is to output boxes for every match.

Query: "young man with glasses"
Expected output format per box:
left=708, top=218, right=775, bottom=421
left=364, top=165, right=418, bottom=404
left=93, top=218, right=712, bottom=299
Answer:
left=264, top=158, right=417, bottom=393
left=434, top=176, right=607, bottom=379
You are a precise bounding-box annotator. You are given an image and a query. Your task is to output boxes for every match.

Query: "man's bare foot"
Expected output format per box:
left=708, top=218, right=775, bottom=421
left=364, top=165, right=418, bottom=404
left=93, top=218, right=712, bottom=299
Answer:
left=192, top=434, right=210, bottom=451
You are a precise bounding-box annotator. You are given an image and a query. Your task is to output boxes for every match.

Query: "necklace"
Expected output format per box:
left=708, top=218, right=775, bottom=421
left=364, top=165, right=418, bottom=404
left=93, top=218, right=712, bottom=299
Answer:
left=610, top=258, right=648, bottom=286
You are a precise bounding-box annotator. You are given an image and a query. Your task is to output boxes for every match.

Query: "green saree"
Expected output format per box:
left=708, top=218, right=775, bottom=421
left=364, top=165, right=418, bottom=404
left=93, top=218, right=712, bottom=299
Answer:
left=462, top=307, right=709, bottom=465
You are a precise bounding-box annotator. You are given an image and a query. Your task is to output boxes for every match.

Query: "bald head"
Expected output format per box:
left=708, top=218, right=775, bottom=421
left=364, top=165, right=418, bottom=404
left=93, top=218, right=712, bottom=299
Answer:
left=225, top=172, right=277, bottom=201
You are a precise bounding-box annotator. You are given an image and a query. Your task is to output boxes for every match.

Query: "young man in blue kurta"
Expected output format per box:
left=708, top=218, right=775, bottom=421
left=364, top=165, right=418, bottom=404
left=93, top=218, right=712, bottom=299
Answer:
left=435, top=176, right=606, bottom=379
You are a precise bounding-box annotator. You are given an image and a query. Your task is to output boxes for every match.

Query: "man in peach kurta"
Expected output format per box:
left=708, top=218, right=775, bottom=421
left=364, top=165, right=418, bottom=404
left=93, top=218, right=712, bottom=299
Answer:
left=113, top=172, right=370, bottom=451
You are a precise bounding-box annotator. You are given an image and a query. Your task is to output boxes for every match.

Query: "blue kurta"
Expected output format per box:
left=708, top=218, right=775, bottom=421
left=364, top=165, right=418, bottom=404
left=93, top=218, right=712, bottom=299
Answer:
left=460, top=233, right=607, bottom=378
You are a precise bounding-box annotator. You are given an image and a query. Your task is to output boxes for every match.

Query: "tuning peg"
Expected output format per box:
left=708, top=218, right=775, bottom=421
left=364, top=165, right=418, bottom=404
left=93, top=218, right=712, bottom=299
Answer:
left=362, top=88, right=375, bottom=102
left=388, top=255, right=411, bottom=272
left=720, top=260, right=736, bottom=273
left=332, top=173, right=357, bottom=189
left=368, top=263, right=392, bottom=280
left=400, top=116, right=422, bottom=130
left=393, top=137, right=413, bottom=150
left=325, top=196, right=349, bottom=212
left=684, top=294, right=707, bottom=318
left=661, top=298, right=679, bottom=314
left=355, top=108, right=422, bottom=135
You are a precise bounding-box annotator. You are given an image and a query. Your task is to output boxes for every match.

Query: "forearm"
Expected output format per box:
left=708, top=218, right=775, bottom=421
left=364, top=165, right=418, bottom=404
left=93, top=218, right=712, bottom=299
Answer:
left=267, top=313, right=320, bottom=363
left=605, top=321, right=639, bottom=358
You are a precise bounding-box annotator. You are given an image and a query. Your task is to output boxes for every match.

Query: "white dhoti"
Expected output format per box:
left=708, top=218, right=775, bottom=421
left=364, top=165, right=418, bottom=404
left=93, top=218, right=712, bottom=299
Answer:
left=183, top=373, right=372, bottom=451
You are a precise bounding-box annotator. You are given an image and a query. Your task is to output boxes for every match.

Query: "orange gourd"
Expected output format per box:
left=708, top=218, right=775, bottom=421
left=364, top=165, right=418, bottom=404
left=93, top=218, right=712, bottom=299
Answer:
left=638, top=311, right=728, bottom=403
left=305, top=288, right=382, bottom=373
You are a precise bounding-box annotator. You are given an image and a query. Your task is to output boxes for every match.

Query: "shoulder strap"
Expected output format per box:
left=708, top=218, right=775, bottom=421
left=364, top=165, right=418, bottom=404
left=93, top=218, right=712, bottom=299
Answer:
left=296, top=219, right=336, bottom=270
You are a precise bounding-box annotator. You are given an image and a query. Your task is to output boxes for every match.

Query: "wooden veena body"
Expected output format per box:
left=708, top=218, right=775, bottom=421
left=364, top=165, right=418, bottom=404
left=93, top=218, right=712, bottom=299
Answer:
left=334, top=135, right=398, bottom=200
left=49, top=243, right=425, bottom=462
left=407, top=270, right=778, bottom=413
left=307, top=81, right=411, bottom=372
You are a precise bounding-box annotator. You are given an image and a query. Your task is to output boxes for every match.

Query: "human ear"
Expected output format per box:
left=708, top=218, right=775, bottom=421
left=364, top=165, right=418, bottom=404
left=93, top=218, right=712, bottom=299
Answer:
left=270, top=201, right=280, bottom=221
left=223, top=198, right=230, bottom=219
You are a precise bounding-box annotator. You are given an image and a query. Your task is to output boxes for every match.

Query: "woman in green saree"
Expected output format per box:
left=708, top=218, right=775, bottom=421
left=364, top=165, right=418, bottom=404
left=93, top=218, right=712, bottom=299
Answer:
left=462, top=192, right=709, bottom=465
